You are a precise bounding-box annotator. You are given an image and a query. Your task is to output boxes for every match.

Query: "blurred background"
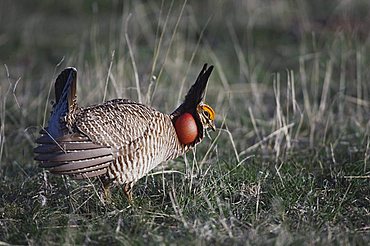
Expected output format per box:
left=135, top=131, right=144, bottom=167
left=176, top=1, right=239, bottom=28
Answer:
left=1, top=0, right=369, bottom=160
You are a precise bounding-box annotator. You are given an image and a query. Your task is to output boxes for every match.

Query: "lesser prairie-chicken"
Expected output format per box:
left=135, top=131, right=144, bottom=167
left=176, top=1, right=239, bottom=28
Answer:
left=34, top=64, right=215, bottom=201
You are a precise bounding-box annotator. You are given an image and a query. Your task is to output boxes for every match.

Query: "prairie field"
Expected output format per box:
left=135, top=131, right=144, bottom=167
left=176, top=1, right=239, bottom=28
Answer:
left=0, top=0, right=369, bottom=244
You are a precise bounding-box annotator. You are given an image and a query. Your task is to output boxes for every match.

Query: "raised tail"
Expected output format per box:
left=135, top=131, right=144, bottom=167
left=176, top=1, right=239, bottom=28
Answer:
left=46, top=67, right=78, bottom=138
left=55, top=67, right=77, bottom=107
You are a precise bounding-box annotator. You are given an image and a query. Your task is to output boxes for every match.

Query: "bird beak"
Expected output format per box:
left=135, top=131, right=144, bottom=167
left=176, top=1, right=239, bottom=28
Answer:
left=210, top=121, right=216, bottom=131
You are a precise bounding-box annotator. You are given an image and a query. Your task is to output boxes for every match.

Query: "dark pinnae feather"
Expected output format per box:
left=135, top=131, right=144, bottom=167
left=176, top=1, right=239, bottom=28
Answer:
left=184, top=64, right=214, bottom=108
left=170, top=64, right=214, bottom=145
left=172, top=64, right=214, bottom=116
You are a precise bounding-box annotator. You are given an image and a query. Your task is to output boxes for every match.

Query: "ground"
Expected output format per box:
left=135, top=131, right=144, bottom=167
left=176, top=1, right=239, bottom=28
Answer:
left=0, top=0, right=369, bottom=244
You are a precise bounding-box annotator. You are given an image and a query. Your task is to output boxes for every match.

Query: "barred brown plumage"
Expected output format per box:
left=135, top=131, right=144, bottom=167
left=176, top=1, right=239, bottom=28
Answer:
left=34, top=64, right=215, bottom=201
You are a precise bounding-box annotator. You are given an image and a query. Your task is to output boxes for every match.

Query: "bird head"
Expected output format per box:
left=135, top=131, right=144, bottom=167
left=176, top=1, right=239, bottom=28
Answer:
left=171, top=64, right=215, bottom=145
left=197, top=102, right=216, bottom=131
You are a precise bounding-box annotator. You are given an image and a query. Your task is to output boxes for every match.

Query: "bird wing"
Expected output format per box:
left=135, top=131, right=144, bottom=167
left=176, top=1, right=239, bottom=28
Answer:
left=35, top=99, right=160, bottom=179
left=75, top=99, right=159, bottom=148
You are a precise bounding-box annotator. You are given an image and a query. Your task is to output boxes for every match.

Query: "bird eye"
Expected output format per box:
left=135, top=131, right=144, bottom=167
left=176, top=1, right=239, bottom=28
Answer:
left=200, top=104, right=215, bottom=120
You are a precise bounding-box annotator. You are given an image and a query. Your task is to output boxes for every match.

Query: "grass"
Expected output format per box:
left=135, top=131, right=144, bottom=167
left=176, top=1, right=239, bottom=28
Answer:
left=1, top=0, right=369, bottom=244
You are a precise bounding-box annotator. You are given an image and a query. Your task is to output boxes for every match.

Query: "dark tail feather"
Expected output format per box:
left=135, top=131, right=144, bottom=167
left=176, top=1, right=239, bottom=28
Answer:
left=172, top=64, right=214, bottom=115
left=45, top=67, right=77, bottom=138
left=34, top=133, right=113, bottom=178
left=55, top=67, right=77, bottom=108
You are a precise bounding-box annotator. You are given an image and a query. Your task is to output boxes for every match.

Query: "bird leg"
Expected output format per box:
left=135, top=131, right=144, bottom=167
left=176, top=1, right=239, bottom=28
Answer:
left=103, top=182, right=111, bottom=200
left=99, top=177, right=112, bottom=201
left=123, top=182, right=134, bottom=203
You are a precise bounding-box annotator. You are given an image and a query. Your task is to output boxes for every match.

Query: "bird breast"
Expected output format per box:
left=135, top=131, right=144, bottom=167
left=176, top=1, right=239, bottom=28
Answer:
left=107, top=111, right=185, bottom=184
